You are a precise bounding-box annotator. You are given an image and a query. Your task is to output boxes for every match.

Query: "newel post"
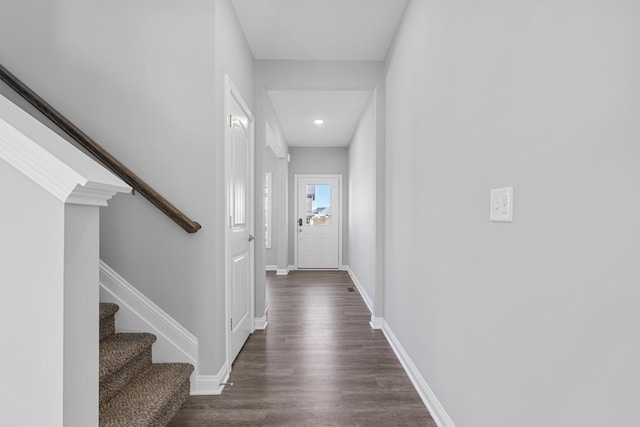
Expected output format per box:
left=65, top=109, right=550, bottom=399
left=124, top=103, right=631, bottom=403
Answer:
left=0, top=93, right=130, bottom=427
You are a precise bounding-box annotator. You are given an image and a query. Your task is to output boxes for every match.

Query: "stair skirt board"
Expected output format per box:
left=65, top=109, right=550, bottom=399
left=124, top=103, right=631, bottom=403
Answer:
left=99, top=260, right=226, bottom=395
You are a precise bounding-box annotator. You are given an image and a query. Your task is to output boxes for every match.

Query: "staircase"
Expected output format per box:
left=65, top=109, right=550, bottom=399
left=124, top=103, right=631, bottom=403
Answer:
left=99, top=303, right=193, bottom=427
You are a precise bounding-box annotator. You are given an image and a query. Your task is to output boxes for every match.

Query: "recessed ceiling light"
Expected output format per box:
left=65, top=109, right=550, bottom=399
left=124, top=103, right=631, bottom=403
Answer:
left=313, top=119, right=325, bottom=125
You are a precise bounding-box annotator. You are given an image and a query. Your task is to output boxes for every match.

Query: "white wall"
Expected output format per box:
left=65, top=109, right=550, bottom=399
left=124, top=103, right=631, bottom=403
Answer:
left=265, top=147, right=278, bottom=266
left=385, top=1, right=640, bottom=426
left=348, top=93, right=376, bottom=309
left=210, top=0, right=255, bottom=372
left=0, top=160, right=107, bottom=427
left=288, top=147, right=349, bottom=266
left=63, top=204, right=100, bottom=427
left=254, top=60, right=385, bottom=278
left=0, top=159, right=66, bottom=426
left=0, top=0, right=254, bottom=376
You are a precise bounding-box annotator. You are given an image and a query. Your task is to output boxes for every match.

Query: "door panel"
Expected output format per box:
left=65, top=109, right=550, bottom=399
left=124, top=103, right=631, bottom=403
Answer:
left=227, top=81, right=254, bottom=364
left=231, top=253, right=249, bottom=333
left=296, top=176, right=340, bottom=269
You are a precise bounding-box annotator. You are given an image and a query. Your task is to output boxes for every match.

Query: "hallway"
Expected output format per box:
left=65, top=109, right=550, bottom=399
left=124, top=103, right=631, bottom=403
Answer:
left=169, top=271, right=435, bottom=426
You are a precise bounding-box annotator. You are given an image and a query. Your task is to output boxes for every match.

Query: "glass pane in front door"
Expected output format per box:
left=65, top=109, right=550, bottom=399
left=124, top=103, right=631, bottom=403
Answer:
left=305, top=184, right=331, bottom=225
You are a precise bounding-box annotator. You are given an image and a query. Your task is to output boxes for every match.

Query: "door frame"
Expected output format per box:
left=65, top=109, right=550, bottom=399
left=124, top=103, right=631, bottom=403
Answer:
left=293, top=174, right=343, bottom=269
left=224, top=74, right=255, bottom=370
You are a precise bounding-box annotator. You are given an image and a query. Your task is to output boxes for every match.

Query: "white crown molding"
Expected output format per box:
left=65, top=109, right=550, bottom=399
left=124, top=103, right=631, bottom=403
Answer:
left=66, top=181, right=133, bottom=206
left=382, top=321, right=456, bottom=427
left=0, top=94, right=130, bottom=206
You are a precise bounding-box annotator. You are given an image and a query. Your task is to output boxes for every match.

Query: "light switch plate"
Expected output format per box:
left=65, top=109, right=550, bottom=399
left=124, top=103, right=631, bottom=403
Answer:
left=490, top=187, right=513, bottom=222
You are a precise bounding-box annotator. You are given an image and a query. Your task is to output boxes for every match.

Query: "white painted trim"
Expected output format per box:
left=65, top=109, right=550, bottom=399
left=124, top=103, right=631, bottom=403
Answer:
left=254, top=307, right=269, bottom=330
left=369, top=316, right=384, bottom=330
left=99, top=261, right=204, bottom=393
left=0, top=94, right=130, bottom=206
left=99, top=261, right=198, bottom=363
left=276, top=269, right=289, bottom=276
left=287, top=265, right=296, bottom=272
left=343, top=265, right=381, bottom=330
left=293, top=174, right=343, bottom=269
left=266, top=265, right=277, bottom=271
left=265, top=171, right=272, bottom=248
left=224, top=74, right=256, bottom=373
left=382, top=321, right=456, bottom=427
left=193, top=362, right=230, bottom=396
left=344, top=265, right=373, bottom=315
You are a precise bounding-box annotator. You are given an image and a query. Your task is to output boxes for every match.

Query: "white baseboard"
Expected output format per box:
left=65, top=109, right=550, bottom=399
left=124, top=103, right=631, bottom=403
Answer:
left=254, top=307, right=269, bottom=330
left=193, top=362, right=230, bottom=396
left=276, top=269, right=289, bottom=276
left=343, top=265, right=374, bottom=315
left=266, top=265, right=277, bottom=271
left=100, top=261, right=211, bottom=394
left=369, top=316, right=384, bottom=330
left=382, top=321, right=456, bottom=427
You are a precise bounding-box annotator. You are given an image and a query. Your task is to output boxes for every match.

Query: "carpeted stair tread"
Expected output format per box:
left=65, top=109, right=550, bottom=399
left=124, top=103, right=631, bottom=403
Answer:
left=100, top=333, right=156, bottom=382
left=100, top=303, right=119, bottom=320
left=99, top=363, right=194, bottom=427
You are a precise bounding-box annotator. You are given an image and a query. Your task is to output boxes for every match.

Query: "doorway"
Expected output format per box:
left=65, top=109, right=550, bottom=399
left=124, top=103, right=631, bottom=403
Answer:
left=225, top=75, right=255, bottom=365
left=294, top=175, right=342, bottom=269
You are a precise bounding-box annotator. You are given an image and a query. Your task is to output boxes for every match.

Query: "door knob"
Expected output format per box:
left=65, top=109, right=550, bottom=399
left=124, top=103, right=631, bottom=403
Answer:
left=248, top=235, right=255, bottom=242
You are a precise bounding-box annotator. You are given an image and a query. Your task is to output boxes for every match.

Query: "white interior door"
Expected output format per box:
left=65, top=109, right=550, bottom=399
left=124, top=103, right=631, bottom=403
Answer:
left=226, top=77, right=254, bottom=364
left=296, top=175, right=341, bottom=269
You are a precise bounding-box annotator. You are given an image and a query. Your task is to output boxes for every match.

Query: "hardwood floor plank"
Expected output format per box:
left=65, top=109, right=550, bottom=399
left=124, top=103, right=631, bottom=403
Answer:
left=169, top=271, right=435, bottom=427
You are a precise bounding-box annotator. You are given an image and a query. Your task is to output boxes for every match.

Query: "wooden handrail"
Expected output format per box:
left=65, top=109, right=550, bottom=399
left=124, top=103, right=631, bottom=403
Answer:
left=0, top=64, right=201, bottom=233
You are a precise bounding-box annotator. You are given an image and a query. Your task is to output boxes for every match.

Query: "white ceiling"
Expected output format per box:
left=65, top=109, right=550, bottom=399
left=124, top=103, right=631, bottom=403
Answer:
left=230, top=0, right=409, bottom=61
left=232, top=1, right=407, bottom=148
left=268, top=90, right=372, bottom=147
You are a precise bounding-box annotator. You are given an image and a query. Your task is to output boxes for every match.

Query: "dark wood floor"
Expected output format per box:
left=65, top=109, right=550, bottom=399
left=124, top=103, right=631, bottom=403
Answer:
left=169, top=271, right=436, bottom=426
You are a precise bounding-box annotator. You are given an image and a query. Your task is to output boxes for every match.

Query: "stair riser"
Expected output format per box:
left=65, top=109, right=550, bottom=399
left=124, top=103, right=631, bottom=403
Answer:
left=99, top=364, right=194, bottom=427
left=100, top=347, right=152, bottom=406
left=152, top=378, right=191, bottom=426
left=100, top=314, right=115, bottom=341
left=99, top=301, right=193, bottom=426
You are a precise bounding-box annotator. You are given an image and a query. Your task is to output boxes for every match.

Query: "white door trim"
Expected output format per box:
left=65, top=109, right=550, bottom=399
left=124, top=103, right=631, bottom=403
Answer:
left=224, top=75, right=255, bottom=371
left=293, top=174, right=343, bottom=269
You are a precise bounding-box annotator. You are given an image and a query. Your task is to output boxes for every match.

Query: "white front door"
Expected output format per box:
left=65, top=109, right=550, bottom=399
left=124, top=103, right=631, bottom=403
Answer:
left=296, top=175, right=341, bottom=269
left=226, top=76, right=254, bottom=364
